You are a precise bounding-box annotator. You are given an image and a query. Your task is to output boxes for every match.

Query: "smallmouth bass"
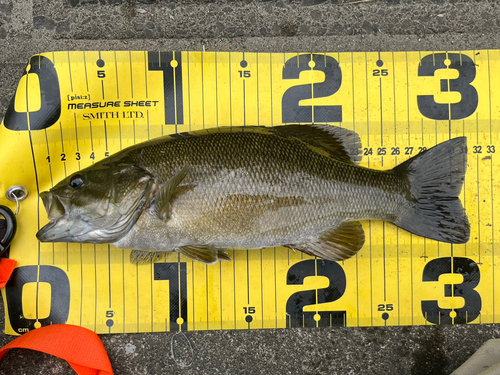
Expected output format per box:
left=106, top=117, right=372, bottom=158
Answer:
left=36, top=125, right=470, bottom=264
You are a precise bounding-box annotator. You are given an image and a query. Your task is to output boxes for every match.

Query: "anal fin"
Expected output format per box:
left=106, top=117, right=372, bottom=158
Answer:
left=287, top=221, right=365, bottom=262
left=179, top=245, right=232, bottom=264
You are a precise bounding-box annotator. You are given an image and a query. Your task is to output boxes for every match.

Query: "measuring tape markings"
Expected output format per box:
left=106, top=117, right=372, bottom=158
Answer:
left=95, top=50, right=494, bottom=328
left=0, top=50, right=497, bottom=334
left=0, top=51, right=468, bottom=330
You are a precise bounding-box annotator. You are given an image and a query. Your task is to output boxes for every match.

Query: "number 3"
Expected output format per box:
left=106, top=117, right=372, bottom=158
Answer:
left=417, top=53, right=478, bottom=120
left=421, top=257, right=481, bottom=324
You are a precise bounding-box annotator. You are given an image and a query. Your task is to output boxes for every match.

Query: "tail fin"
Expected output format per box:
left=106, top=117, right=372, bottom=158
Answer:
left=393, top=137, right=470, bottom=244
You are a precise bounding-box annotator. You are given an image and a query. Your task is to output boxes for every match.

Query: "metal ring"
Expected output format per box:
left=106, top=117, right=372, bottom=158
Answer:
left=6, top=185, right=29, bottom=202
left=13, top=195, right=19, bottom=216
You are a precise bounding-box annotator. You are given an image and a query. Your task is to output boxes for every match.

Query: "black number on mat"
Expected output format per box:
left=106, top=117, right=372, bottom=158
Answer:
left=282, top=54, right=342, bottom=123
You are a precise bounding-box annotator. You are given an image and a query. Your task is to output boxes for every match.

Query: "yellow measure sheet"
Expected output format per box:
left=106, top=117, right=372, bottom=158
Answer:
left=0, top=50, right=497, bottom=335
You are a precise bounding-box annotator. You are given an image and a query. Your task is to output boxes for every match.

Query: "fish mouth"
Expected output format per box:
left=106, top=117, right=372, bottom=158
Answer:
left=36, top=218, right=62, bottom=242
left=37, top=185, right=151, bottom=244
left=39, top=191, right=51, bottom=216
left=37, top=191, right=70, bottom=242
left=40, top=191, right=66, bottom=220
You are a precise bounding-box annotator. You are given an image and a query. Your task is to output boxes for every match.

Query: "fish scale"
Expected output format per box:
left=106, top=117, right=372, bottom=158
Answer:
left=37, top=125, right=469, bottom=264
left=130, top=132, right=395, bottom=243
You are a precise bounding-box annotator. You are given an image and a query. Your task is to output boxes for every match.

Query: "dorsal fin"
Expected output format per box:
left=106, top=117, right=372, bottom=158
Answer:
left=122, top=125, right=362, bottom=165
left=274, top=124, right=362, bottom=164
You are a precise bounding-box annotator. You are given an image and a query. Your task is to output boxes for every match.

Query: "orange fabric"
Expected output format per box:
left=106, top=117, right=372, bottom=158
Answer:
left=0, top=258, right=16, bottom=288
left=0, top=324, right=113, bottom=375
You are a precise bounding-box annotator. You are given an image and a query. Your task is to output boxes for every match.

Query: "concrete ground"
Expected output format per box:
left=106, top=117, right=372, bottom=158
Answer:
left=1, top=0, right=500, bottom=374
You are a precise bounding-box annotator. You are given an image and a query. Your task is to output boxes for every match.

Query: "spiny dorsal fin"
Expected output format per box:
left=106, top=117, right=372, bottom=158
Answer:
left=274, top=124, right=362, bottom=164
left=179, top=245, right=232, bottom=264
left=287, top=221, right=365, bottom=261
left=155, top=165, right=191, bottom=221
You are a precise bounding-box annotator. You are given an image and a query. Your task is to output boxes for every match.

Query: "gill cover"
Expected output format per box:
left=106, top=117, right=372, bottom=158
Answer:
left=37, top=163, right=155, bottom=244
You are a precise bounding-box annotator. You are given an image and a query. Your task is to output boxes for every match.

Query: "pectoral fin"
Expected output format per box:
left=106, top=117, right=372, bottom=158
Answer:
left=287, top=221, right=365, bottom=261
left=155, top=165, right=191, bottom=221
left=179, top=245, right=232, bottom=264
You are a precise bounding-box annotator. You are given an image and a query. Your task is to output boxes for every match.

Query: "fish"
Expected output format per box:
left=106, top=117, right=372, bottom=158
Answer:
left=36, top=125, right=470, bottom=264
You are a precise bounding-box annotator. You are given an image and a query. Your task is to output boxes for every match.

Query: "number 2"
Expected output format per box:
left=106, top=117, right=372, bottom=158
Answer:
left=285, top=259, right=347, bottom=328
left=282, top=54, right=342, bottom=123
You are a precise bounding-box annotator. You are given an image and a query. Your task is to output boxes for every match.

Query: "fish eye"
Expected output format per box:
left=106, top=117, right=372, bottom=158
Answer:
left=69, top=174, right=85, bottom=189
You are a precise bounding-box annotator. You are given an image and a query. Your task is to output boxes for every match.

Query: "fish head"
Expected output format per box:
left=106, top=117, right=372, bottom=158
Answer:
left=37, top=163, right=155, bottom=244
